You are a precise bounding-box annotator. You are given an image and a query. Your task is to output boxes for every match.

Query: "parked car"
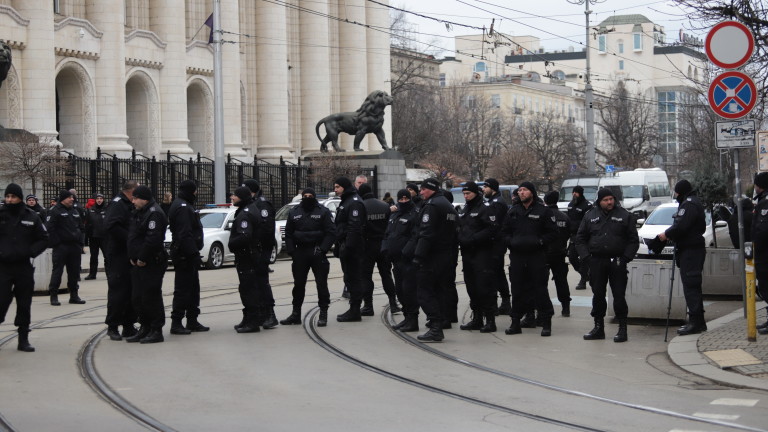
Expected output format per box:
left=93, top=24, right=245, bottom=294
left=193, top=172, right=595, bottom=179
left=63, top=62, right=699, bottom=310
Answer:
left=274, top=197, right=341, bottom=251
left=164, top=205, right=282, bottom=269
left=635, top=202, right=733, bottom=257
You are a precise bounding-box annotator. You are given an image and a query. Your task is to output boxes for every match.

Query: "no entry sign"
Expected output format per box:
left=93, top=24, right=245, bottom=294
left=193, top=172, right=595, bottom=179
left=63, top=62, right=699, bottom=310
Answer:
left=705, top=21, right=754, bottom=69
left=708, top=71, right=756, bottom=119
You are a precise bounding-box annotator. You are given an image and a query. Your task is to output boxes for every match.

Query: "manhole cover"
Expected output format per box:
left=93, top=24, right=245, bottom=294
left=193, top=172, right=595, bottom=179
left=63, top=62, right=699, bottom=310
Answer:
left=703, top=349, right=762, bottom=368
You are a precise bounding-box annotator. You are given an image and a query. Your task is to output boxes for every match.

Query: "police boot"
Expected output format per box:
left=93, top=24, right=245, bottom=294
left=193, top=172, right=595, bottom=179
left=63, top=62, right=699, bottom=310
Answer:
left=758, top=326, right=768, bottom=335
left=540, top=318, right=552, bottom=337
left=121, top=325, right=138, bottom=338
left=186, top=317, right=210, bottom=332
left=85, top=273, right=96, bottom=280
left=280, top=307, right=302, bottom=325
left=317, top=307, right=328, bottom=327
left=394, top=314, right=419, bottom=332
left=233, top=312, right=247, bottom=330
left=389, top=296, right=402, bottom=314
left=583, top=318, right=605, bottom=340
left=417, top=321, right=444, bottom=342
left=170, top=318, right=192, bottom=335
left=360, top=300, right=375, bottom=317
left=262, top=307, right=279, bottom=329
left=480, top=311, right=497, bottom=333
left=139, top=329, right=164, bottom=344
left=126, top=326, right=150, bottom=343
left=236, top=313, right=262, bottom=333
left=498, top=297, right=512, bottom=316
left=107, top=326, right=122, bottom=341
left=561, top=302, right=571, bottom=317
left=17, top=328, right=35, bottom=352
left=575, top=276, right=587, bottom=290
left=614, top=318, right=628, bottom=343
left=69, top=289, right=86, bottom=305
left=520, top=312, right=536, bottom=328
left=460, top=310, right=484, bottom=331
left=337, top=301, right=362, bottom=322
left=757, top=320, right=768, bottom=330
left=50, top=288, right=60, bottom=306
left=677, top=315, right=707, bottom=336
left=505, top=318, right=522, bottom=335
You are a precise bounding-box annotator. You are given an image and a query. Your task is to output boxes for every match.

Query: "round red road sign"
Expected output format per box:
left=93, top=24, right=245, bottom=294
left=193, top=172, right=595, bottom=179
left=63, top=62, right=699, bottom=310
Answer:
left=705, top=21, right=754, bottom=69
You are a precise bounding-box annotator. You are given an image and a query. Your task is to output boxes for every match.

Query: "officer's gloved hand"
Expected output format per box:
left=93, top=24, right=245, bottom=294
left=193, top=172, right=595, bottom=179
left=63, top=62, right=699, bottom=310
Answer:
left=313, top=246, right=323, bottom=256
left=618, top=256, right=630, bottom=266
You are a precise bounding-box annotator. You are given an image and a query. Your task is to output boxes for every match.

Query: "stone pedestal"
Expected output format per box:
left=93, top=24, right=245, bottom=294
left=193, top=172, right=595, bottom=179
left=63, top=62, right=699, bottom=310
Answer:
left=303, top=149, right=406, bottom=198
left=0, top=127, right=39, bottom=143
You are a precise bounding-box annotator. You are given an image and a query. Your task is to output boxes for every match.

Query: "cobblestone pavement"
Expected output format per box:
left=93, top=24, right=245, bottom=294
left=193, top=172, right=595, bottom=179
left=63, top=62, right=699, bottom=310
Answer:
left=697, top=306, right=768, bottom=379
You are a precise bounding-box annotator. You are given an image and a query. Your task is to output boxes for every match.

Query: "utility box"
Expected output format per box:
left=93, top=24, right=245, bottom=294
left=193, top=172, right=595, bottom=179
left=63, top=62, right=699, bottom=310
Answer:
left=610, top=258, right=687, bottom=320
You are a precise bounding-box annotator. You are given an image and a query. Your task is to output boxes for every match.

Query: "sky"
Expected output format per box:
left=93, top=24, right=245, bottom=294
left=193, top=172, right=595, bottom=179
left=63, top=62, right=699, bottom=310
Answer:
left=387, top=0, right=705, bottom=57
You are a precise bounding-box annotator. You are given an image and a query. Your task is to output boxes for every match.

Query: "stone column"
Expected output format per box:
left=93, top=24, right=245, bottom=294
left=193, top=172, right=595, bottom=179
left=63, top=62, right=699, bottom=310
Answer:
left=338, top=0, right=368, bottom=151
left=299, top=0, right=331, bottom=156
left=366, top=1, right=392, bottom=151
left=150, top=0, right=194, bottom=155
left=221, top=0, right=245, bottom=157
left=86, top=1, right=132, bottom=154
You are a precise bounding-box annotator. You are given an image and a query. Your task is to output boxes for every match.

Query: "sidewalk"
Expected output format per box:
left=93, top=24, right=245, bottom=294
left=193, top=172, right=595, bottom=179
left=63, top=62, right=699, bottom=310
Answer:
left=669, top=306, right=768, bottom=391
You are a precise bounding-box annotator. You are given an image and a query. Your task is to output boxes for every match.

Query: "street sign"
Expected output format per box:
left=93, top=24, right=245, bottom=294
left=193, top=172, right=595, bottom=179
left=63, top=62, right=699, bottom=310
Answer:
left=708, top=71, right=756, bottom=119
left=705, top=21, right=754, bottom=69
left=758, top=131, right=768, bottom=171
left=715, top=119, right=756, bottom=149
left=605, top=165, right=614, bottom=173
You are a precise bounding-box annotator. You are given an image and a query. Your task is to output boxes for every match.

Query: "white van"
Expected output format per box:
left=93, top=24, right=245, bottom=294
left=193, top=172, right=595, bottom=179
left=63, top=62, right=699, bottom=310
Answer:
left=614, top=168, right=672, bottom=218
left=557, top=177, right=600, bottom=210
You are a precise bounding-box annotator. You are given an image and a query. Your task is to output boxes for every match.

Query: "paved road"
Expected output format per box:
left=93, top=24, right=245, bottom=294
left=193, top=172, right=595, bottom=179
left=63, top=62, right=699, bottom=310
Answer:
left=0, top=258, right=766, bottom=431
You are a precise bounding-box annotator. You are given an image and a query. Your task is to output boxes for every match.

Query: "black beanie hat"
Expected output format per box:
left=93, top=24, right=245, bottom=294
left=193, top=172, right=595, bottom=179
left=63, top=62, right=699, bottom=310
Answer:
left=4, top=183, right=23, bottom=199
left=396, top=189, right=410, bottom=200
left=421, top=178, right=440, bottom=191
left=335, top=177, right=352, bottom=190
left=133, top=186, right=152, bottom=201
left=302, top=187, right=316, bottom=197
left=233, top=186, right=252, bottom=202
left=596, top=187, right=614, bottom=202
left=94, top=193, right=104, bottom=199
left=179, top=179, right=197, bottom=194
left=406, top=183, right=419, bottom=193
left=754, top=173, right=768, bottom=189
left=462, top=181, right=480, bottom=195
left=674, top=179, right=693, bottom=196
left=443, top=189, right=454, bottom=203
left=544, top=191, right=560, bottom=205
left=573, top=185, right=584, bottom=195
left=242, top=179, right=260, bottom=194
left=58, top=189, right=73, bottom=202
left=25, top=194, right=37, bottom=202
left=483, top=178, right=499, bottom=192
left=358, top=183, right=372, bottom=197
left=518, top=181, right=537, bottom=197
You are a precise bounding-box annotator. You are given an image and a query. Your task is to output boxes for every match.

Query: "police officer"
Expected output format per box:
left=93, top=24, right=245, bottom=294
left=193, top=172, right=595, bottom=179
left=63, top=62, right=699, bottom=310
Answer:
left=752, top=173, right=768, bottom=334
left=483, top=178, right=511, bottom=315
left=25, top=194, right=47, bottom=221
left=46, top=189, right=86, bottom=306
left=126, top=186, right=168, bottom=344
left=576, top=188, right=639, bottom=342
left=229, top=186, right=264, bottom=333
left=568, top=185, right=593, bottom=290
left=84, top=193, right=108, bottom=280
left=280, top=188, right=336, bottom=327
left=384, top=189, right=420, bottom=332
left=658, top=180, right=707, bottom=336
left=242, top=179, right=279, bottom=329
left=406, top=183, right=422, bottom=208
left=0, top=184, right=49, bottom=352
left=458, top=181, right=498, bottom=333
left=168, top=180, right=208, bottom=335
left=502, top=181, right=557, bottom=337
left=334, top=176, right=367, bottom=322
left=103, top=181, right=139, bottom=341
left=544, top=191, right=572, bottom=317
left=358, top=183, right=398, bottom=315
left=412, top=178, right=458, bottom=342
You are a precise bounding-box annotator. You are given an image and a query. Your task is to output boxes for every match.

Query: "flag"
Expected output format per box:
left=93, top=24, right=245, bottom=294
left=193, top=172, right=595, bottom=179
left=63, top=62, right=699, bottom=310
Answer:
left=204, top=13, right=213, bottom=44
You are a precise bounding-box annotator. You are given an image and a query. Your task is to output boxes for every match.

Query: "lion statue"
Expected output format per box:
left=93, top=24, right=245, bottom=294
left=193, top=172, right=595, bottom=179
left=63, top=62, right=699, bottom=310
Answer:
left=315, top=90, right=393, bottom=152
left=0, top=42, right=11, bottom=91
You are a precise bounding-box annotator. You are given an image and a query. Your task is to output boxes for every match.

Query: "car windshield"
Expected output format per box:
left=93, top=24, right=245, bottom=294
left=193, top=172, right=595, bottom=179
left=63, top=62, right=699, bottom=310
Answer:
left=645, top=206, right=713, bottom=225
left=622, top=185, right=644, bottom=199
left=199, top=212, right=227, bottom=228
left=560, top=186, right=598, bottom=202
left=275, top=203, right=296, bottom=221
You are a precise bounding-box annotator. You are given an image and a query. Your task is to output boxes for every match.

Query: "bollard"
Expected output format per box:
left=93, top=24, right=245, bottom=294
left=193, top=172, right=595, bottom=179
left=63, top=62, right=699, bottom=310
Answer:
left=745, top=242, right=756, bottom=342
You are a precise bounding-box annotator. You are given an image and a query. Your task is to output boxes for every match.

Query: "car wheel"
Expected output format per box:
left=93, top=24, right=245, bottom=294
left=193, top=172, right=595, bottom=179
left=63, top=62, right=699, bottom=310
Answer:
left=205, top=242, right=224, bottom=270
left=269, top=245, right=278, bottom=264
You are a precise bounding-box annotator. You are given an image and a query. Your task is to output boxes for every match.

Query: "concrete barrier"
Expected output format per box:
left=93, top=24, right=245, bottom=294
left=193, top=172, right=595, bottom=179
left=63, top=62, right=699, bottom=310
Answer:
left=32, top=249, right=52, bottom=294
left=610, top=258, right=687, bottom=320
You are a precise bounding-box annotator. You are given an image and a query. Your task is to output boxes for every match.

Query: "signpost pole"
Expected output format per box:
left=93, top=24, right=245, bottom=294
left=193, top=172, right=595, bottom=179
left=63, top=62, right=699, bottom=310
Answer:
left=734, top=149, right=747, bottom=316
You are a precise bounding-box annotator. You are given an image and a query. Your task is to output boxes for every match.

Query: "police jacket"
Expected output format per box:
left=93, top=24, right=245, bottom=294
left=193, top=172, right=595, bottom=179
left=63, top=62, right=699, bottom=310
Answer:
left=167, top=192, right=204, bottom=258
left=567, top=195, right=593, bottom=238
left=361, top=192, right=391, bottom=242
left=382, top=201, right=418, bottom=261
left=284, top=200, right=335, bottom=254
left=502, top=201, right=556, bottom=254
left=458, top=195, right=496, bottom=252
left=253, top=193, right=276, bottom=248
left=575, top=205, right=639, bottom=261
left=0, top=203, right=49, bottom=262
left=46, top=203, right=84, bottom=247
left=413, top=192, right=458, bottom=259
left=85, top=202, right=108, bottom=239
left=27, top=203, right=47, bottom=221
left=335, top=188, right=366, bottom=253
left=228, top=197, right=264, bottom=255
left=127, top=201, right=168, bottom=264
left=547, top=204, right=571, bottom=257
left=486, top=192, right=508, bottom=226
left=729, top=202, right=752, bottom=248
left=104, top=193, right=134, bottom=256
left=752, top=192, right=768, bottom=263
left=664, top=193, right=706, bottom=251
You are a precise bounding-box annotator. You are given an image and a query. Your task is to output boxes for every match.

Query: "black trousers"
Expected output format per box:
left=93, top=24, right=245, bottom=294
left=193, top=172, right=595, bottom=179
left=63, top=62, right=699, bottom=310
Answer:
left=340, top=247, right=364, bottom=304
left=171, top=255, right=201, bottom=321
left=235, top=255, right=260, bottom=323
left=131, top=263, right=166, bottom=330
left=416, top=250, right=453, bottom=323
left=508, top=251, right=554, bottom=320
left=443, top=249, right=459, bottom=321
left=88, top=237, right=106, bottom=276
left=291, top=245, right=330, bottom=308
left=361, top=238, right=396, bottom=304
left=676, top=248, right=706, bottom=318
left=105, top=253, right=137, bottom=328
left=49, top=243, right=81, bottom=294
left=588, top=257, right=628, bottom=319
left=493, top=245, right=510, bottom=300
left=255, top=249, right=274, bottom=308
left=755, top=264, right=768, bottom=304
left=394, top=259, right=418, bottom=315
left=462, top=248, right=496, bottom=313
left=0, top=261, right=34, bottom=329
left=546, top=253, right=571, bottom=305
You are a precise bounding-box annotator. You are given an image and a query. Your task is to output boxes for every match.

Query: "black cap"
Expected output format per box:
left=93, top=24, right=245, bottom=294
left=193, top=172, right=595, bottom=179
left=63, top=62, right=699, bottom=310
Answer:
left=232, top=186, right=252, bottom=202
left=302, top=187, right=316, bottom=197
left=421, top=178, right=439, bottom=191
left=242, top=179, right=260, bottom=193
left=358, top=183, right=372, bottom=196
left=4, top=183, right=23, bottom=199
left=483, top=178, right=499, bottom=192
left=334, top=177, right=352, bottom=190
left=755, top=173, right=768, bottom=189
left=518, top=181, right=537, bottom=197
left=179, top=179, right=197, bottom=194
left=674, top=179, right=693, bottom=196
left=406, top=183, right=419, bottom=193
left=544, top=191, right=559, bottom=205
left=25, top=194, right=37, bottom=202
left=573, top=185, right=584, bottom=195
left=58, top=189, right=73, bottom=202
left=396, top=189, right=410, bottom=200
left=596, top=187, right=614, bottom=202
left=133, top=186, right=152, bottom=201
left=462, top=181, right=480, bottom=195
left=94, top=193, right=104, bottom=199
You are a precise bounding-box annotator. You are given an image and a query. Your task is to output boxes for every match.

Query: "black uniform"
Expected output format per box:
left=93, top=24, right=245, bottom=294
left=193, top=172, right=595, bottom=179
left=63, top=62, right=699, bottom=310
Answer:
left=0, top=202, right=48, bottom=333
left=383, top=200, right=419, bottom=318
left=168, top=192, right=204, bottom=326
left=103, top=193, right=138, bottom=332
left=487, top=191, right=511, bottom=311
left=252, top=192, right=277, bottom=321
left=728, top=198, right=752, bottom=249
left=335, top=188, right=367, bottom=307
left=567, top=194, right=593, bottom=285
left=46, top=202, right=84, bottom=302
left=27, top=202, right=47, bottom=221
left=360, top=191, right=397, bottom=311
left=284, top=199, right=335, bottom=310
left=546, top=203, right=571, bottom=310
left=127, top=200, right=168, bottom=333
left=85, top=200, right=108, bottom=278
left=459, top=195, right=498, bottom=320
left=753, top=192, right=768, bottom=304
left=228, top=197, right=264, bottom=329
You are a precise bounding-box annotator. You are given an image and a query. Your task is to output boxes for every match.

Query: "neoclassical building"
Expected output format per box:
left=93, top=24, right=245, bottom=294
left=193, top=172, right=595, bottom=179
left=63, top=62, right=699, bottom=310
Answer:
left=0, top=0, right=391, bottom=162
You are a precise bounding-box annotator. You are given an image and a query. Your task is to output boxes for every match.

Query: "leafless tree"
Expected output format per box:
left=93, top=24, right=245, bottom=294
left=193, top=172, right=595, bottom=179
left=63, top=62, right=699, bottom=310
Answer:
left=486, top=140, right=539, bottom=184
left=0, top=134, right=68, bottom=195
left=306, top=155, right=362, bottom=195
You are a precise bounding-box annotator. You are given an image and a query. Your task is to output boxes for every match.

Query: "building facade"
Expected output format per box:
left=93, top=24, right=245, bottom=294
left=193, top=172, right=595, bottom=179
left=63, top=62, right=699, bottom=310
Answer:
left=0, top=0, right=391, bottom=162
